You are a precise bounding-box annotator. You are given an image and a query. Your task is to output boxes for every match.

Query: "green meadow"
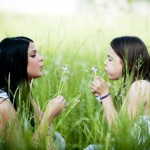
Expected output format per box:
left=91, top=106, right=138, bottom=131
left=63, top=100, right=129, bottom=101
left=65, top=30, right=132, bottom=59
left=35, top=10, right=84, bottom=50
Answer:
left=0, top=11, right=150, bottom=149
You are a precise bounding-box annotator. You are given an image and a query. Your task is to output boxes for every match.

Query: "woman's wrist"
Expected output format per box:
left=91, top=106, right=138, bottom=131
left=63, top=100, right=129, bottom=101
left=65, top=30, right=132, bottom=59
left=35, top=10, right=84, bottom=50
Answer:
left=100, top=93, right=110, bottom=100
left=40, top=111, right=54, bottom=126
left=95, top=93, right=110, bottom=103
left=99, top=91, right=109, bottom=98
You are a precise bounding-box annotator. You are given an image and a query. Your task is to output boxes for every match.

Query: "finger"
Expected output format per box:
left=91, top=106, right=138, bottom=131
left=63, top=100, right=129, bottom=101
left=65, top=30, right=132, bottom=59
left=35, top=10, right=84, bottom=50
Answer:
left=99, top=77, right=105, bottom=83
left=91, top=80, right=100, bottom=87
left=57, top=95, right=64, bottom=99
left=94, top=93, right=99, bottom=97
left=91, top=84, right=98, bottom=90
left=91, top=80, right=97, bottom=84
left=91, top=85, right=96, bottom=90
left=94, top=76, right=100, bottom=80
left=64, top=102, right=67, bottom=108
left=56, top=95, right=61, bottom=99
left=63, top=100, right=67, bottom=108
left=91, top=81, right=97, bottom=87
left=91, top=85, right=98, bottom=92
left=91, top=89, right=95, bottom=93
left=94, top=77, right=101, bottom=83
left=63, top=99, right=66, bottom=104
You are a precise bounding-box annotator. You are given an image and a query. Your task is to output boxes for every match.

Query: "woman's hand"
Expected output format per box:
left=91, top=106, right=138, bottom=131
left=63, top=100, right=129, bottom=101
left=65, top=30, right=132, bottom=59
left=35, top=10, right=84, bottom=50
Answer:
left=42, top=95, right=66, bottom=124
left=91, top=76, right=109, bottom=97
left=47, top=95, right=66, bottom=118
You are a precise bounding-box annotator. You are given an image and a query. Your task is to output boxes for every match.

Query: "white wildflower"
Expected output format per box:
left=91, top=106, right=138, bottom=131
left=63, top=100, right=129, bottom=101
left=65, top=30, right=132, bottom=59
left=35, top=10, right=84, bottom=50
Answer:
left=91, top=66, right=97, bottom=76
left=61, top=65, right=70, bottom=73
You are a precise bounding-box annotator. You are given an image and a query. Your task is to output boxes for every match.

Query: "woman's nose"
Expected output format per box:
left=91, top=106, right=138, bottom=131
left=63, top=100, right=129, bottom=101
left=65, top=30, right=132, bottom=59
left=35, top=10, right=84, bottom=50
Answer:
left=38, top=54, right=44, bottom=61
left=104, top=59, right=107, bottom=66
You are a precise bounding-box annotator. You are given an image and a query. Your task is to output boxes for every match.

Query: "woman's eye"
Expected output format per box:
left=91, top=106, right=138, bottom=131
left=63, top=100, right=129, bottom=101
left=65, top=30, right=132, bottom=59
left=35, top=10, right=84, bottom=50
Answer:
left=31, top=54, right=36, bottom=58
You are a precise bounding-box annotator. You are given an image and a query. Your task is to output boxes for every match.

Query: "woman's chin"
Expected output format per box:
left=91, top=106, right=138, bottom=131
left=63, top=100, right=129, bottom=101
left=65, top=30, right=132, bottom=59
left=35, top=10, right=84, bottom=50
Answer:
left=29, top=74, right=43, bottom=80
left=108, top=76, right=118, bottom=80
left=36, top=74, right=43, bottom=78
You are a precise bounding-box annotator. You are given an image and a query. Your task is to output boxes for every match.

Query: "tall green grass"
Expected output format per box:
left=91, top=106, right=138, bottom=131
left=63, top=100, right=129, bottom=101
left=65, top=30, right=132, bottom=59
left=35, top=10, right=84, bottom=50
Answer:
left=0, top=11, right=150, bottom=149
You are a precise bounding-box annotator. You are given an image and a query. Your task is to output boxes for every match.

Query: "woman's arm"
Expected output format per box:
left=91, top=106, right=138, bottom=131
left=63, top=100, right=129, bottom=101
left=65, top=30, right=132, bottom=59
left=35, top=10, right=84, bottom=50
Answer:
left=36, top=95, right=66, bottom=136
left=31, top=96, right=66, bottom=150
left=91, top=76, right=118, bottom=125
left=101, top=95, right=118, bottom=124
left=91, top=77, right=150, bottom=124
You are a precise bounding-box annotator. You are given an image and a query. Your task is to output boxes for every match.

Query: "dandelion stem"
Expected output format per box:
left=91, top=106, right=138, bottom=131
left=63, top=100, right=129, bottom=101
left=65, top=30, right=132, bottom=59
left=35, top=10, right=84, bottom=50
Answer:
left=57, top=71, right=65, bottom=95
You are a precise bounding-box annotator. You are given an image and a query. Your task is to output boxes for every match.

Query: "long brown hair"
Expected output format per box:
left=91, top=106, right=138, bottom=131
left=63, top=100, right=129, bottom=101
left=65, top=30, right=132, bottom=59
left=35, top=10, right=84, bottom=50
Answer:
left=110, top=36, right=150, bottom=82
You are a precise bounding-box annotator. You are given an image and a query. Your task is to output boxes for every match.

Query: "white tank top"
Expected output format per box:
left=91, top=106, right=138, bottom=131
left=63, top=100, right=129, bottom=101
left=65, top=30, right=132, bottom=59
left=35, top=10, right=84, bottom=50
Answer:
left=0, top=90, right=10, bottom=102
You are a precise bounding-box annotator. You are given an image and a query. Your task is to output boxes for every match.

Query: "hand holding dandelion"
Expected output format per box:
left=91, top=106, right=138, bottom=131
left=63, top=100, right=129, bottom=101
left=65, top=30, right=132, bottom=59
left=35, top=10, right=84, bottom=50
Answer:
left=91, top=76, right=110, bottom=103
left=90, top=67, right=102, bottom=102
left=42, top=95, right=66, bottom=123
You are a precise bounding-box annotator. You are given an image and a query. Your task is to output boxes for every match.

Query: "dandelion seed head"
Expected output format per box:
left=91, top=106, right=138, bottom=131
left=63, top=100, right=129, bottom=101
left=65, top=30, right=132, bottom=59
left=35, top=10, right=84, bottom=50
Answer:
left=61, top=65, right=70, bottom=73
left=91, top=66, right=97, bottom=73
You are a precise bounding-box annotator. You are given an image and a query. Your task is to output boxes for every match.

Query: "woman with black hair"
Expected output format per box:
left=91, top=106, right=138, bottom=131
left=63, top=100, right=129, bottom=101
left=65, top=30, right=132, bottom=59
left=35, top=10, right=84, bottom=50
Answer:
left=0, top=37, right=66, bottom=149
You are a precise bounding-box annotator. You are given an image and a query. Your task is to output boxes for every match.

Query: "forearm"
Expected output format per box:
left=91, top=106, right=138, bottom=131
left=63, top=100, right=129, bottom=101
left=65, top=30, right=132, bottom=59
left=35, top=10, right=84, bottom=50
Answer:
left=34, top=96, right=65, bottom=141
left=34, top=113, right=54, bottom=149
left=102, top=96, right=118, bottom=125
left=34, top=123, right=54, bottom=150
left=37, top=111, right=54, bottom=136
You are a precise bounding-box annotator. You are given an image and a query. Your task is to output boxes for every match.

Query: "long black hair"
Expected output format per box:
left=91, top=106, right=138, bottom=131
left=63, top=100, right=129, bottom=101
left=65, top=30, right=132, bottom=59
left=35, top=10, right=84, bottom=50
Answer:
left=0, top=36, right=33, bottom=108
left=110, top=36, right=150, bottom=82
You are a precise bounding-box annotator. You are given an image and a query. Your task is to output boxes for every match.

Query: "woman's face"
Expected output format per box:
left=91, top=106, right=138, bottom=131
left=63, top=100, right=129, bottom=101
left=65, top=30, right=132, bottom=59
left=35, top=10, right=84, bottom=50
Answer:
left=27, top=42, right=43, bottom=80
left=104, top=46, right=123, bottom=80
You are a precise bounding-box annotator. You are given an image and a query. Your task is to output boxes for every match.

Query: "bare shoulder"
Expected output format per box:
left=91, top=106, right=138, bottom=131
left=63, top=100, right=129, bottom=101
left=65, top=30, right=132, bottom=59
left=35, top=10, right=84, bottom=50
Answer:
left=130, top=80, right=150, bottom=92
left=129, top=80, right=150, bottom=103
left=0, top=98, right=16, bottom=121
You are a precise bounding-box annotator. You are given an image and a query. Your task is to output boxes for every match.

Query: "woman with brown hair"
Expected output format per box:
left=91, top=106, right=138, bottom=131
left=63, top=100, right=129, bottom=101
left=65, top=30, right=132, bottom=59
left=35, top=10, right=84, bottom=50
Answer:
left=85, top=36, right=150, bottom=150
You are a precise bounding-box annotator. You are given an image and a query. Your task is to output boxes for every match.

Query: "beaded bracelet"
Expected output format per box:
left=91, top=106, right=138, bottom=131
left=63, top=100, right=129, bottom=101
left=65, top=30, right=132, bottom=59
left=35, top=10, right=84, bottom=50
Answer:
left=95, top=93, right=110, bottom=103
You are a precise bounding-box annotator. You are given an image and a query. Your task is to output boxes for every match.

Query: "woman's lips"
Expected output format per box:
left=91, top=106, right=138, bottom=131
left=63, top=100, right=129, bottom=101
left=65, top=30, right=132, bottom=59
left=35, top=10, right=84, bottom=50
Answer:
left=40, top=65, right=43, bottom=70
